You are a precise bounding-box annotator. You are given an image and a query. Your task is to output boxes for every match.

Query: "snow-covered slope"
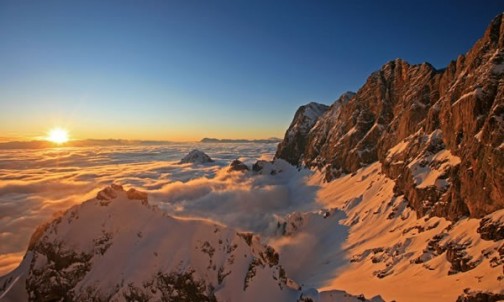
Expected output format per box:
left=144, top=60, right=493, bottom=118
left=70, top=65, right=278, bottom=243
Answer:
left=270, top=163, right=503, bottom=302
left=0, top=183, right=384, bottom=302
left=0, top=185, right=299, bottom=301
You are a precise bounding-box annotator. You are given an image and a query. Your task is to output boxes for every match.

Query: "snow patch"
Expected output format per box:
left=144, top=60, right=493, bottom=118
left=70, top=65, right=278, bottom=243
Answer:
left=451, top=88, right=483, bottom=107
left=386, top=140, right=410, bottom=161
left=408, top=149, right=461, bottom=189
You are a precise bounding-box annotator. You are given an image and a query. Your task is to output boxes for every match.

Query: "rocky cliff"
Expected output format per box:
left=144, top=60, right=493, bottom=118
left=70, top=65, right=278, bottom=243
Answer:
left=275, top=102, right=329, bottom=165
left=275, top=13, right=504, bottom=220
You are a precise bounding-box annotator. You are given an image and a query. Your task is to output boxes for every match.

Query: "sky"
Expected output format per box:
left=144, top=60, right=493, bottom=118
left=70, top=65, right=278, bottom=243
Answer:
left=0, top=0, right=502, bottom=141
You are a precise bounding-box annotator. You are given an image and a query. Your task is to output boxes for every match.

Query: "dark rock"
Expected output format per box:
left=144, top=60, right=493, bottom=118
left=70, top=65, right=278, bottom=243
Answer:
left=179, top=149, right=214, bottom=164
left=445, top=243, right=478, bottom=274
left=252, top=160, right=280, bottom=175
left=228, top=159, right=249, bottom=172
left=275, top=102, right=329, bottom=166
left=252, top=160, right=270, bottom=172
left=96, top=186, right=119, bottom=201
left=477, top=214, right=504, bottom=241
left=456, top=289, right=504, bottom=302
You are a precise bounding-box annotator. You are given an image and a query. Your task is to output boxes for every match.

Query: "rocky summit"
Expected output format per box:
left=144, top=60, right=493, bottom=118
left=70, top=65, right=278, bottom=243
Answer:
left=275, top=102, right=329, bottom=166
left=275, top=13, right=504, bottom=220
left=180, top=149, right=214, bottom=164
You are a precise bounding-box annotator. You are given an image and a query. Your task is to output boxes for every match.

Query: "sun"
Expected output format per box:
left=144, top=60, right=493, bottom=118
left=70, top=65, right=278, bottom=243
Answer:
left=47, top=128, right=69, bottom=144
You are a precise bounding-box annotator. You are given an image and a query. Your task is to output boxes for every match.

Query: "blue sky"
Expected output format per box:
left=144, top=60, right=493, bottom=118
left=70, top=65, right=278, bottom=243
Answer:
left=0, top=0, right=502, bottom=141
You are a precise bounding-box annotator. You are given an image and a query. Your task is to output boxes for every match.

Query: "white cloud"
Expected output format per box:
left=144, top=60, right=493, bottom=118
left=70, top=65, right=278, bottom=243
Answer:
left=0, top=143, right=320, bottom=275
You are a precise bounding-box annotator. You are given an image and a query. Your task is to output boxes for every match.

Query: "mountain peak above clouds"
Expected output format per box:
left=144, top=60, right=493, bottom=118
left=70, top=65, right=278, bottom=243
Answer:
left=180, top=149, right=214, bottom=164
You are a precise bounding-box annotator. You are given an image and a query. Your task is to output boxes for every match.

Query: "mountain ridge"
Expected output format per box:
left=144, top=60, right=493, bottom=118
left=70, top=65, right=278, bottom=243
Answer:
left=275, top=13, right=504, bottom=220
left=0, top=184, right=384, bottom=302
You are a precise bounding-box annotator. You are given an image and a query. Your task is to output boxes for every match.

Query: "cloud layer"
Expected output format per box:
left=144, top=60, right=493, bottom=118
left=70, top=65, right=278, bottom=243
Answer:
left=0, top=143, right=319, bottom=275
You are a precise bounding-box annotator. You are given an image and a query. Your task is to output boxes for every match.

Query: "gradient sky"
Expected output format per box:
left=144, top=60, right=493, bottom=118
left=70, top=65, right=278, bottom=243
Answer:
left=0, top=1, right=502, bottom=141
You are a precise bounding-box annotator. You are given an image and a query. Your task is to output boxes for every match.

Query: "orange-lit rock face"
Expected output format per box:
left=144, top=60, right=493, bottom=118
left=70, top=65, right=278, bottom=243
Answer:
left=276, top=14, right=504, bottom=220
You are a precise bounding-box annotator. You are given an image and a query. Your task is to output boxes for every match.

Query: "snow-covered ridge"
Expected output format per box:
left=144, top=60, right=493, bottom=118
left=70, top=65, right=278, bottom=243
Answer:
left=1, top=184, right=298, bottom=301
left=0, top=183, right=382, bottom=302
left=287, top=102, right=330, bottom=139
left=274, top=101, right=330, bottom=166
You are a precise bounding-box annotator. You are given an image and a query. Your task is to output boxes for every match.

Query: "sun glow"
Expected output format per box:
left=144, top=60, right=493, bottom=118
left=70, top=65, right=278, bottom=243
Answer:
left=47, top=128, right=69, bottom=144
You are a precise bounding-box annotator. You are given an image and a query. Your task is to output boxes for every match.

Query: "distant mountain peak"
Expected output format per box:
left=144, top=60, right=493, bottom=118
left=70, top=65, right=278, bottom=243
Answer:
left=179, top=149, right=214, bottom=164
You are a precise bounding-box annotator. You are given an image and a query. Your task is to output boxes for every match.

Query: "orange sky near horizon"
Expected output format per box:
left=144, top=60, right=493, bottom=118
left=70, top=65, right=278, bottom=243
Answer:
left=1, top=94, right=289, bottom=143
left=0, top=121, right=286, bottom=143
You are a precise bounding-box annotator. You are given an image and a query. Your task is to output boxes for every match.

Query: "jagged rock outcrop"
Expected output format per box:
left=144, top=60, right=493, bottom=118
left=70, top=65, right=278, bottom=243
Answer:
left=477, top=209, right=504, bottom=241
left=228, top=159, right=249, bottom=172
left=180, top=149, right=214, bottom=164
left=251, top=160, right=281, bottom=175
left=275, top=102, right=329, bottom=165
left=275, top=14, right=504, bottom=220
left=457, top=289, right=504, bottom=302
left=252, top=160, right=271, bottom=172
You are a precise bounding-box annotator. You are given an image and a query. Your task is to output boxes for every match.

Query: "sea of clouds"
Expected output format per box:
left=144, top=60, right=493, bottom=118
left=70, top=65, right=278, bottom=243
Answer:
left=0, top=142, right=320, bottom=275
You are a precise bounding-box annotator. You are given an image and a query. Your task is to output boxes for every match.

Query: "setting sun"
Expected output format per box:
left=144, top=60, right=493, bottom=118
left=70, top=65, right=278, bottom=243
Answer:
left=47, top=128, right=69, bottom=144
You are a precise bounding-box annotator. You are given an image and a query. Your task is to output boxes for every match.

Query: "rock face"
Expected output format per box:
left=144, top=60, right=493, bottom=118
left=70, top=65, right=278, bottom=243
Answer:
left=180, top=149, right=214, bottom=164
left=275, top=102, right=329, bottom=165
left=275, top=14, right=504, bottom=220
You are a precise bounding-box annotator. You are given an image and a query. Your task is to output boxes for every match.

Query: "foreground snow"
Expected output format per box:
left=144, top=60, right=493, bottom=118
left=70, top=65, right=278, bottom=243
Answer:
left=271, top=162, right=503, bottom=302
